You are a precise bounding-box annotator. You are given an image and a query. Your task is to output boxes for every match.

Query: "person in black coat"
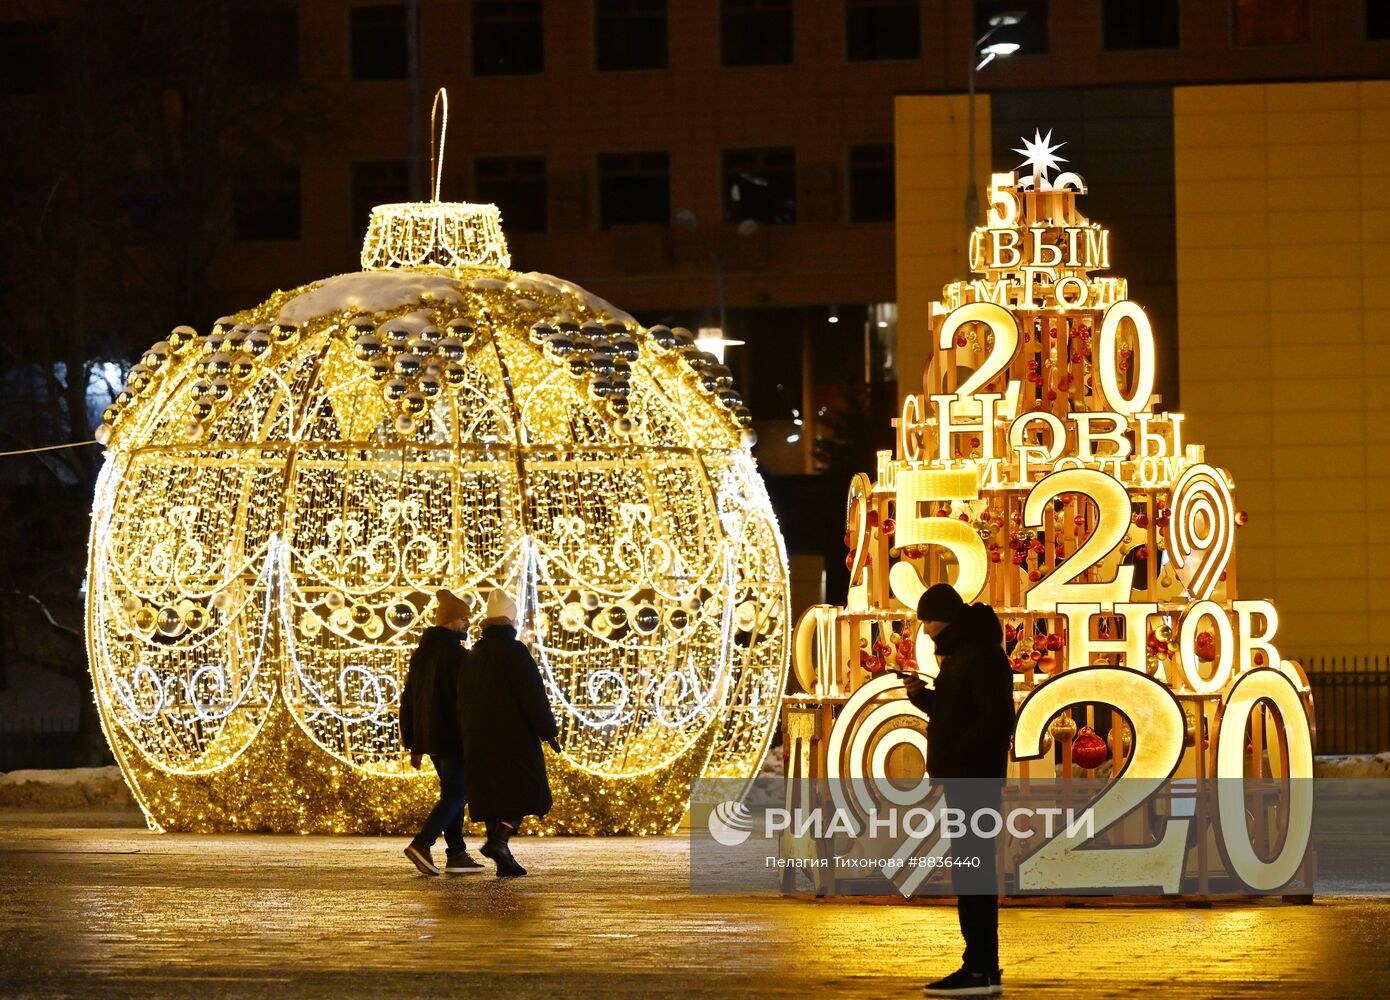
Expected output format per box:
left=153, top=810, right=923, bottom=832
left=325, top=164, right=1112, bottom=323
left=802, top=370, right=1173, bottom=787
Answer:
left=399, top=589, right=483, bottom=876
left=457, top=588, right=560, bottom=877
left=903, top=583, right=1015, bottom=997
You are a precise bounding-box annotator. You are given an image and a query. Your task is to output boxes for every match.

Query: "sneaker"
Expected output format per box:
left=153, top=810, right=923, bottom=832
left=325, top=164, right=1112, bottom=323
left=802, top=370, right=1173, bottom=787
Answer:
left=924, top=968, right=994, bottom=996
left=443, top=851, right=486, bottom=874
left=403, top=841, right=440, bottom=876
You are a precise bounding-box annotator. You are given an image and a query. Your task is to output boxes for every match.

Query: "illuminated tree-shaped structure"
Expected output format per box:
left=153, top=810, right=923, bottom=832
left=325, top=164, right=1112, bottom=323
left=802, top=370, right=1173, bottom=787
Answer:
left=88, top=197, right=789, bottom=834
left=786, top=139, right=1315, bottom=897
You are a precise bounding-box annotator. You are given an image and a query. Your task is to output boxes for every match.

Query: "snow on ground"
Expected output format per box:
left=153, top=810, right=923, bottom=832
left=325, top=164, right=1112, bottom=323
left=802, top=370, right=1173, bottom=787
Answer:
left=0, top=766, right=134, bottom=809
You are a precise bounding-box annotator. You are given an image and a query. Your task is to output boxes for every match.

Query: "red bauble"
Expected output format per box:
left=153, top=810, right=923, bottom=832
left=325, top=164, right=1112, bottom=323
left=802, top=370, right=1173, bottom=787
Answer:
left=882, top=517, right=896, bottom=537
left=1073, top=727, right=1109, bottom=769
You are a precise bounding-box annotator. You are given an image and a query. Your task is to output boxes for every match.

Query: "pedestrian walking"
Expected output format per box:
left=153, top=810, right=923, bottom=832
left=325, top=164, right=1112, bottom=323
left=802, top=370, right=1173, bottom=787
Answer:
left=457, top=588, right=561, bottom=877
left=903, top=583, right=1015, bottom=996
left=400, top=588, right=485, bottom=876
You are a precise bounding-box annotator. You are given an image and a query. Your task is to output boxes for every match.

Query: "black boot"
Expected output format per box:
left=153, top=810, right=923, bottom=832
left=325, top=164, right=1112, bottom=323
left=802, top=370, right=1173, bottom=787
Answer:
left=481, top=821, right=527, bottom=877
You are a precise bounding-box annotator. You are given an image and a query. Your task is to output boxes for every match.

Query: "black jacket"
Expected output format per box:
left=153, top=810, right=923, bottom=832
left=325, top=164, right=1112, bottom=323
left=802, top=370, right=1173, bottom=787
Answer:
left=457, top=623, right=560, bottom=821
left=906, top=603, right=1016, bottom=780
left=399, top=626, right=466, bottom=755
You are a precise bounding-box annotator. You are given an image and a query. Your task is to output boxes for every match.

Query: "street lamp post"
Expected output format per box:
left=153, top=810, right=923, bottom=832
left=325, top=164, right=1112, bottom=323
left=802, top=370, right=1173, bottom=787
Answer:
left=675, top=211, right=756, bottom=364
left=965, top=10, right=1025, bottom=230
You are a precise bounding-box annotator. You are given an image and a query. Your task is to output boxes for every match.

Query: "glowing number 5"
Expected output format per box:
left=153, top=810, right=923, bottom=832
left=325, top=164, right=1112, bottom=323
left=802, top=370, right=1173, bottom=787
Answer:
left=888, top=468, right=988, bottom=611
left=1023, top=468, right=1133, bottom=612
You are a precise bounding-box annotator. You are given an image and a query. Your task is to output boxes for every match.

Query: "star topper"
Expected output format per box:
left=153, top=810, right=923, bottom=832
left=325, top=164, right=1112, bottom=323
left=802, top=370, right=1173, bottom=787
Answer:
left=1012, top=129, right=1068, bottom=183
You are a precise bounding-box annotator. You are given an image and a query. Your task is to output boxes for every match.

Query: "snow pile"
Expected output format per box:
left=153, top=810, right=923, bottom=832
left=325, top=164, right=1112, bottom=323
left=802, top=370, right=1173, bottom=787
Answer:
left=1314, top=752, right=1390, bottom=779
left=0, top=766, right=136, bottom=809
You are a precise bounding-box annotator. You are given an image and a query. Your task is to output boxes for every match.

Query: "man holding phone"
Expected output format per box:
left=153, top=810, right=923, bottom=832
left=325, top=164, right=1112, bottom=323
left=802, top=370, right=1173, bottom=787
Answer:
left=902, top=583, right=1016, bottom=996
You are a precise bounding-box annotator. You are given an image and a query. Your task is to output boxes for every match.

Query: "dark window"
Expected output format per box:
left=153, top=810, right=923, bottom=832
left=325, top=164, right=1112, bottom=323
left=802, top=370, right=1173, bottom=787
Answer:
left=473, top=1, right=543, bottom=75
left=235, top=7, right=301, bottom=83
left=848, top=145, right=894, bottom=223
left=0, top=19, right=56, bottom=96
left=596, top=0, right=667, bottom=70
left=846, top=0, right=920, bottom=61
left=973, top=0, right=1048, bottom=55
left=350, top=4, right=408, bottom=81
left=119, top=172, right=169, bottom=244
left=1233, top=0, right=1309, bottom=45
left=598, top=153, right=670, bottom=228
left=1102, top=0, right=1179, bottom=49
left=1371, top=0, right=1390, bottom=39
left=721, top=0, right=793, bottom=66
left=233, top=166, right=302, bottom=242
left=476, top=156, right=548, bottom=233
left=351, top=161, right=411, bottom=231
left=724, top=148, right=796, bottom=225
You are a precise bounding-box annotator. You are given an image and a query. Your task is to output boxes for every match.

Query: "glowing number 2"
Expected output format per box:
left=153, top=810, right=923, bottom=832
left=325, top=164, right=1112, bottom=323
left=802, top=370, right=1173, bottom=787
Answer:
left=1023, top=469, right=1134, bottom=611
left=845, top=473, right=873, bottom=612
left=937, top=302, right=1019, bottom=400
left=1013, top=666, right=1189, bottom=893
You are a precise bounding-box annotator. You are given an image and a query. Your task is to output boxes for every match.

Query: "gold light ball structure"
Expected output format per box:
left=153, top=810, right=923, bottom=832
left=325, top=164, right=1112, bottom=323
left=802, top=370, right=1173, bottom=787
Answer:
left=87, top=198, right=790, bottom=834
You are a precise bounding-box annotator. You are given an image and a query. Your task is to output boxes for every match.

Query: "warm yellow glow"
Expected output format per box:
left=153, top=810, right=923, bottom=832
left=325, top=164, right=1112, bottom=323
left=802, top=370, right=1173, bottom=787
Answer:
left=1212, top=669, right=1314, bottom=892
left=1096, top=301, right=1155, bottom=416
left=1014, top=667, right=1188, bottom=893
left=88, top=201, right=789, bottom=835
left=889, top=468, right=988, bottom=608
left=1024, top=469, right=1134, bottom=611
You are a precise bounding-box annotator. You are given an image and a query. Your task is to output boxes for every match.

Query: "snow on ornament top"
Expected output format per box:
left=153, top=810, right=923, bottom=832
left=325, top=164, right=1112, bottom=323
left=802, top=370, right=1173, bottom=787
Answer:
left=86, top=89, right=789, bottom=836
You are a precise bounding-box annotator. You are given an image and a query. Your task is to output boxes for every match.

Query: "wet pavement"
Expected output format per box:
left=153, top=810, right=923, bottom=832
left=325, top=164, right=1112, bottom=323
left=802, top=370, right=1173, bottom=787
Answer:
left=2, top=809, right=1388, bottom=998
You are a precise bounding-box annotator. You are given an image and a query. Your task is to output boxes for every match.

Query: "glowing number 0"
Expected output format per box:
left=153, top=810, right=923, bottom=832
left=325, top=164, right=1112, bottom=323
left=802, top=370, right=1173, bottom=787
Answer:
left=1211, top=669, right=1314, bottom=892
left=1013, top=667, right=1189, bottom=893
left=1097, top=301, right=1156, bottom=417
left=1023, top=469, right=1134, bottom=611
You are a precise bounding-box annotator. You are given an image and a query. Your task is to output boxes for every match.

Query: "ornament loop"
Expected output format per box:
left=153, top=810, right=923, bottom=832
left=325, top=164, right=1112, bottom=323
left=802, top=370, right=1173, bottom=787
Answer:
left=430, top=87, right=448, bottom=203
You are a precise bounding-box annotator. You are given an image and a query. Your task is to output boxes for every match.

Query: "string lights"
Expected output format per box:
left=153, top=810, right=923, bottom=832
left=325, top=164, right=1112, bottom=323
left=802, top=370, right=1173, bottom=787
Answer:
left=87, top=188, right=789, bottom=835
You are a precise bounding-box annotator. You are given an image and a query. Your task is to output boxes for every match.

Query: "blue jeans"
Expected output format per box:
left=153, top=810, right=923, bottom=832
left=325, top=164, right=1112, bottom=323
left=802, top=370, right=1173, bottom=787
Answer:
left=415, top=753, right=468, bottom=855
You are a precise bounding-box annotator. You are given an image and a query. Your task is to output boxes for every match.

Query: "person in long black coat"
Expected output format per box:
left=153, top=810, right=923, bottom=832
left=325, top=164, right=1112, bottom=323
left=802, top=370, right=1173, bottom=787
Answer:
left=457, top=588, right=560, bottom=877
left=903, top=583, right=1015, bottom=997
left=399, top=588, right=484, bottom=876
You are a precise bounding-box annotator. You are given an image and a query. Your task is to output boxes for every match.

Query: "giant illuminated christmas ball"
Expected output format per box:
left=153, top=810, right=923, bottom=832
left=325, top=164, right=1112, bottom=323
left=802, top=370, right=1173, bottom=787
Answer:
left=87, top=199, right=789, bottom=834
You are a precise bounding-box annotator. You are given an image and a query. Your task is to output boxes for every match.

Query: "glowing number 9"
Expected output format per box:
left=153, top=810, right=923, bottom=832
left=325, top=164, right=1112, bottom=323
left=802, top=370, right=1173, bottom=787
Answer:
left=1013, top=667, right=1188, bottom=892
left=888, top=468, right=988, bottom=611
left=1023, top=469, right=1133, bottom=611
left=1211, top=669, right=1314, bottom=892
left=1097, top=301, right=1156, bottom=416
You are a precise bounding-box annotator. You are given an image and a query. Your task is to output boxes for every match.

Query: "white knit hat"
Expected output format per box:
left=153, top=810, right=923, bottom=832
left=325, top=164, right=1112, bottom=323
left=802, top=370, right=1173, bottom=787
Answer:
left=484, top=588, right=519, bottom=626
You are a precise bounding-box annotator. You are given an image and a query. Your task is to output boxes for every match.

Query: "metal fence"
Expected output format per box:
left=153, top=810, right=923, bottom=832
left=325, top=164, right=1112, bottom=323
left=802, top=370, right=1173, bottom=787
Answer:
left=1301, top=656, right=1390, bottom=756
left=0, top=717, right=81, bottom=772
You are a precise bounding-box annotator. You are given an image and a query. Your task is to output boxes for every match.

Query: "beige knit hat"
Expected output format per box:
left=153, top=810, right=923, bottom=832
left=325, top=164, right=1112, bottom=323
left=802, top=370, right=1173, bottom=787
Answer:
left=482, top=588, right=518, bottom=626
left=433, top=589, right=469, bottom=627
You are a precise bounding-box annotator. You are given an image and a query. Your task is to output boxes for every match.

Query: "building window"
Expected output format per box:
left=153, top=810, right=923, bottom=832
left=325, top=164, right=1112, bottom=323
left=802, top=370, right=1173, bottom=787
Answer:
left=724, top=148, right=796, bottom=225
left=596, top=0, right=667, bottom=70
left=1102, top=0, right=1179, bottom=49
left=235, top=7, right=301, bottom=83
left=848, top=145, right=894, bottom=223
left=475, top=157, right=548, bottom=233
left=0, top=19, right=56, bottom=96
left=597, top=153, right=670, bottom=229
left=473, top=0, right=543, bottom=75
left=973, top=0, right=1048, bottom=55
left=1371, top=0, right=1390, bottom=39
left=846, top=0, right=920, bottom=61
left=351, top=161, right=411, bottom=231
left=233, top=166, right=302, bottom=242
left=350, top=3, right=409, bottom=81
left=1233, top=0, right=1309, bottom=45
left=721, top=0, right=793, bottom=67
